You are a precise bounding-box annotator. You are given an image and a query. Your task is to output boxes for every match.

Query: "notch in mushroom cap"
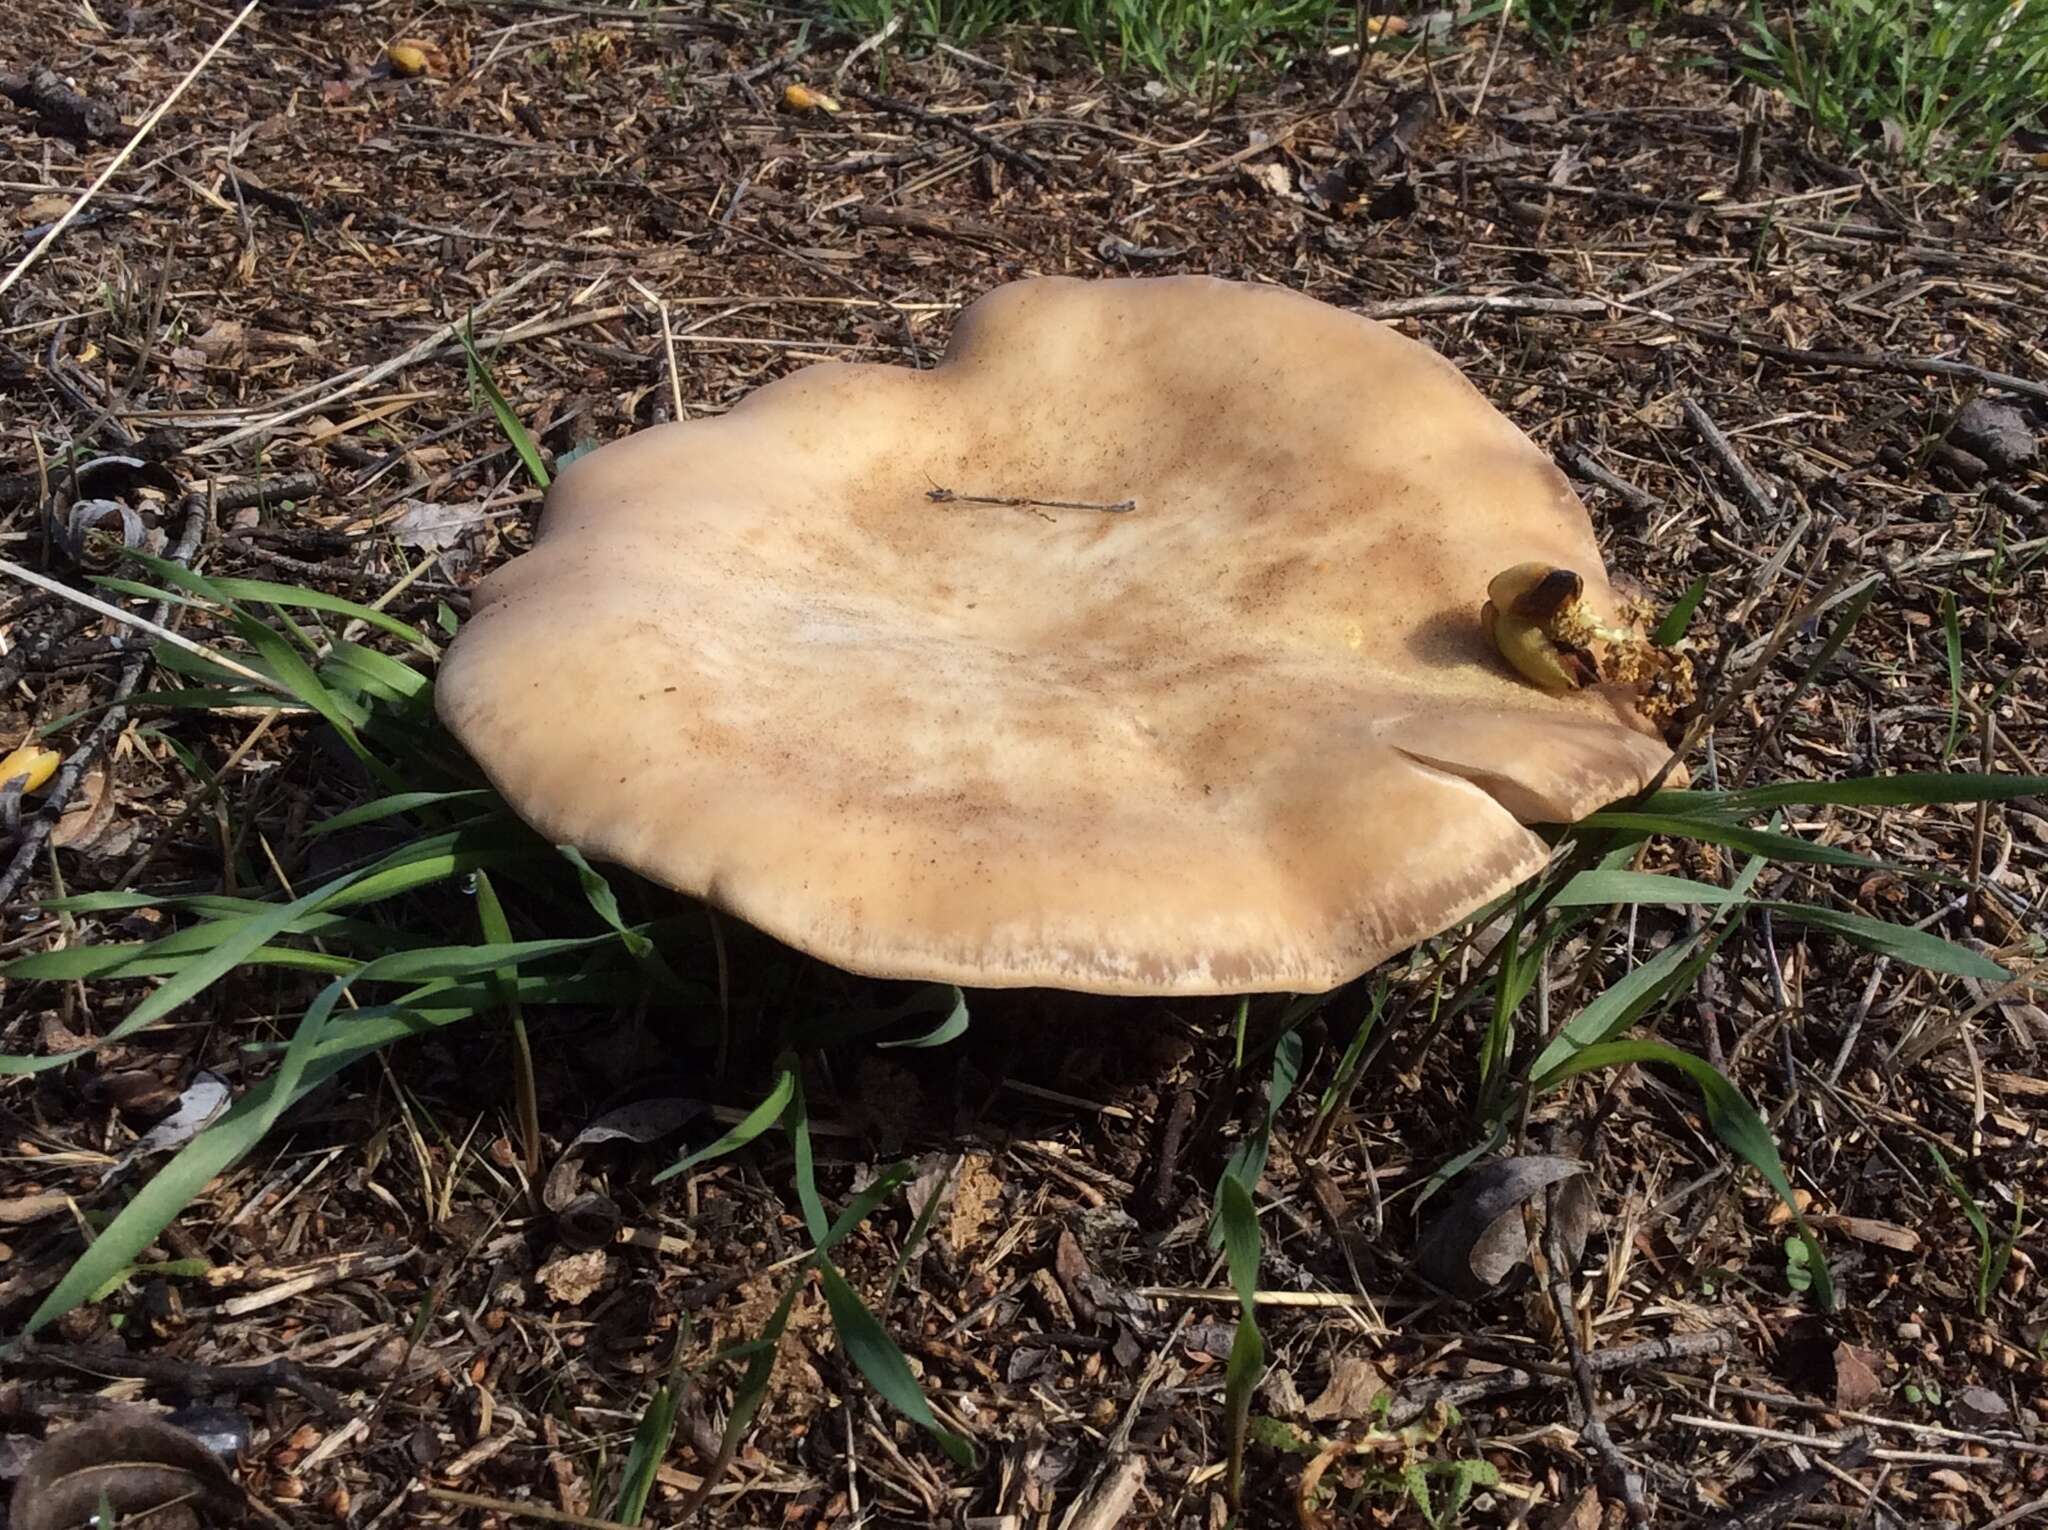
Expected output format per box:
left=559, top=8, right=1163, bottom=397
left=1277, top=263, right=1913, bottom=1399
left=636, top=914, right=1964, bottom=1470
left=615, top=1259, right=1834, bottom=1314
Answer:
left=437, top=276, right=1684, bottom=997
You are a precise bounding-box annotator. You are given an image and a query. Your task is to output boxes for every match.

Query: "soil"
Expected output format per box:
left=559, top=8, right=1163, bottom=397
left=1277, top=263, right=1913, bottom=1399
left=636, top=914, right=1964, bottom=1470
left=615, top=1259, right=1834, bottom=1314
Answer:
left=2, top=3, right=2046, bottom=1527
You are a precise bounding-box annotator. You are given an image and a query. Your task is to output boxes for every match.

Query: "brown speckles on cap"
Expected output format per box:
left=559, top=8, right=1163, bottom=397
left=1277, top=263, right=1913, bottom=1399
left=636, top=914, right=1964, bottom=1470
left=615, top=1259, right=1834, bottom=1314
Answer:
left=435, top=275, right=1668, bottom=996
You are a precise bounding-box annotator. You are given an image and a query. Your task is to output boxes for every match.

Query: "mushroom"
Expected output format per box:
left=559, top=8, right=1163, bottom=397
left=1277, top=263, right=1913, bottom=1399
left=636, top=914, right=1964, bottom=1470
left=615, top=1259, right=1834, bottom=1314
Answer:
left=437, top=276, right=1686, bottom=997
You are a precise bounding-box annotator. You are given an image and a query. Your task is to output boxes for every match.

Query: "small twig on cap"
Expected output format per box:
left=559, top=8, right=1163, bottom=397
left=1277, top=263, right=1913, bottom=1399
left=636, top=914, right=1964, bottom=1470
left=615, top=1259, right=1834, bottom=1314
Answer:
left=926, top=485, right=1136, bottom=518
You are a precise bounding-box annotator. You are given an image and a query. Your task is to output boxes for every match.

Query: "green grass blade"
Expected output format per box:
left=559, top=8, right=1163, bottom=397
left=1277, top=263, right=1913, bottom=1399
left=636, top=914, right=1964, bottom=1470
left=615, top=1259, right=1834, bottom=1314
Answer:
left=105, top=544, right=250, bottom=607
left=17, top=921, right=639, bottom=1336
left=309, top=789, right=499, bottom=836
left=14, top=944, right=359, bottom=981
left=652, top=1068, right=795, bottom=1184
left=205, top=577, right=433, bottom=649
left=15, top=971, right=354, bottom=1339
left=786, top=1065, right=831, bottom=1247
left=682, top=1280, right=802, bottom=1518
left=461, top=320, right=551, bottom=490
left=321, top=642, right=432, bottom=703
left=887, top=1157, right=955, bottom=1302
left=821, top=1162, right=915, bottom=1252
left=1534, top=1037, right=1832, bottom=1309
left=1758, top=901, right=2007, bottom=980
left=875, top=986, right=970, bottom=1049
left=3, top=912, right=431, bottom=980
left=819, top=1258, right=975, bottom=1466
left=558, top=847, right=697, bottom=998
left=1551, top=870, right=1750, bottom=907
left=791, top=983, right=967, bottom=1050
left=1583, top=811, right=1889, bottom=869
left=0, top=864, right=378, bottom=1075
left=1215, top=1172, right=1267, bottom=1509
left=88, top=575, right=215, bottom=611
left=1654, top=574, right=1709, bottom=646
left=1526, top=932, right=1706, bottom=1088
left=474, top=872, right=540, bottom=1175
left=612, top=1378, right=682, bottom=1524
left=1667, top=771, right=2048, bottom=813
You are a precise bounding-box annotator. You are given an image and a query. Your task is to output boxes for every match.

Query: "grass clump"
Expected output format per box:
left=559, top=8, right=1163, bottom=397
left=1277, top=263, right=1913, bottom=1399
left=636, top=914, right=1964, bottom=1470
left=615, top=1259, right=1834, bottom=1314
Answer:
left=1517, top=0, right=1671, bottom=54
left=827, top=0, right=1353, bottom=96
left=1741, top=0, right=2047, bottom=182
left=4, top=541, right=2043, bottom=1512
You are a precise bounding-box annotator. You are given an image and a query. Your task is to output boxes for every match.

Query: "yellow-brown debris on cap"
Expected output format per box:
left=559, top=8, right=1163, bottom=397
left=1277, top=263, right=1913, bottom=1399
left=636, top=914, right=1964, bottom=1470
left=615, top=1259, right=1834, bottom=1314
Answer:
left=436, top=276, right=1673, bottom=997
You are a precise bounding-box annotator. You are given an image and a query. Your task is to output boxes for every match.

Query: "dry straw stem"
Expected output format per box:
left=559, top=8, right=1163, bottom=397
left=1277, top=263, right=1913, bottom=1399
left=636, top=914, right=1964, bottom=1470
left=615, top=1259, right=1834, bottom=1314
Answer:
left=424, top=1488, right=641, bottom=1529
left=1060, top=1454, right=1147, bottom=1530
left=0, top=0, right=261, bottom=299
left=1670, top=1415, right=1989, bottom=1469
left=0, top=555, right=284, bottom=694
left=192, top=262, right=557, bottom=456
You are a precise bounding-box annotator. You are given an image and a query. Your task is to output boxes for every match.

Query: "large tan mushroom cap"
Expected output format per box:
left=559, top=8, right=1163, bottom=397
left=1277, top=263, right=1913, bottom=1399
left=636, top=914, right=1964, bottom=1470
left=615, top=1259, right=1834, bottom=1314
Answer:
left=437, top=276, right=1670, bottom=996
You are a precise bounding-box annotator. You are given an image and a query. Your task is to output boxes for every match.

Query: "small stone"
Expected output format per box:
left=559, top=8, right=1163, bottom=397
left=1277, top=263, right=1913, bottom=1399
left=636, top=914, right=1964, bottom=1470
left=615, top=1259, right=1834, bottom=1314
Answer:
left=1896, top=1321, right=1923, bottom=1341
left=1948, top=399, right=2039, bottom=477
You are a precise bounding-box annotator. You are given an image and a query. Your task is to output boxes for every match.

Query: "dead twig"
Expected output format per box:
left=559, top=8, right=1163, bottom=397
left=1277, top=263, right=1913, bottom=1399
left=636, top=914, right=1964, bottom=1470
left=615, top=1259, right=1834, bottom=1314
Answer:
left=191, top=262, right=557, bottom=456
left=1682, top=397, right=1782, bottom=524
left=1, top=0, right=261, bottom=298
left=1363, top=293, right=1608, bottom=320
left=1059, top=1454, right=1147, bottom=1530
left=15, top=1342, right=364, bottom=1419
left=1538, top=1184, right=1651, bottom=1525
left=842, top=86, right=1052, bottom=183
left=1560, top=448, right=1657, bottom=514
left=927, top=486, right=1136, bottom=515
left=1702, top=1436, right=1875, bottom=1530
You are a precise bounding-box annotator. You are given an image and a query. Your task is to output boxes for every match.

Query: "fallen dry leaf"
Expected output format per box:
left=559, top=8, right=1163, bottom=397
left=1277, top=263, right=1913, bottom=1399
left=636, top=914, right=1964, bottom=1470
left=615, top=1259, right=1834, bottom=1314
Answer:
left=0, top=745, right=59, bottom=794
left=7, top=1408, right=243, bottom=1530
left=50, top=764, right=115, bottom=852
left=1259, top=1365, right=1307, bottom=1417
left=1766, top=1186, right=1818, bottom=1226
left=1416, top=1155, right=1590, bottom=1298
left=1811, top=1213, right=1920, bottom=1253
left=0, top=1193, right=71, bottom=1225
left=1245, top=162, right=1294, bottom=199
left=192, top=320, right=246, bottom=361
left=1950, top=1385, right=2009, bottom=1428
left=1542, top=1485, right=1602, bottom=1530
left=537, top=1249, right=609, bottom=1306
left=1832, top=1342, right=1883, bottom=1410
left=1304, top=1354, right=1388, bottom=1421
left=541, top=1096, right=704, bottom=1212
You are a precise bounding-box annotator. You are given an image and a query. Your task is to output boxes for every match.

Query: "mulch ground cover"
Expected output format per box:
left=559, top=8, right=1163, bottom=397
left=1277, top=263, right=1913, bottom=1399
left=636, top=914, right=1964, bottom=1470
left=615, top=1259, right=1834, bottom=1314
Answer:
left=2, top=2, right=2045, bottom=1525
